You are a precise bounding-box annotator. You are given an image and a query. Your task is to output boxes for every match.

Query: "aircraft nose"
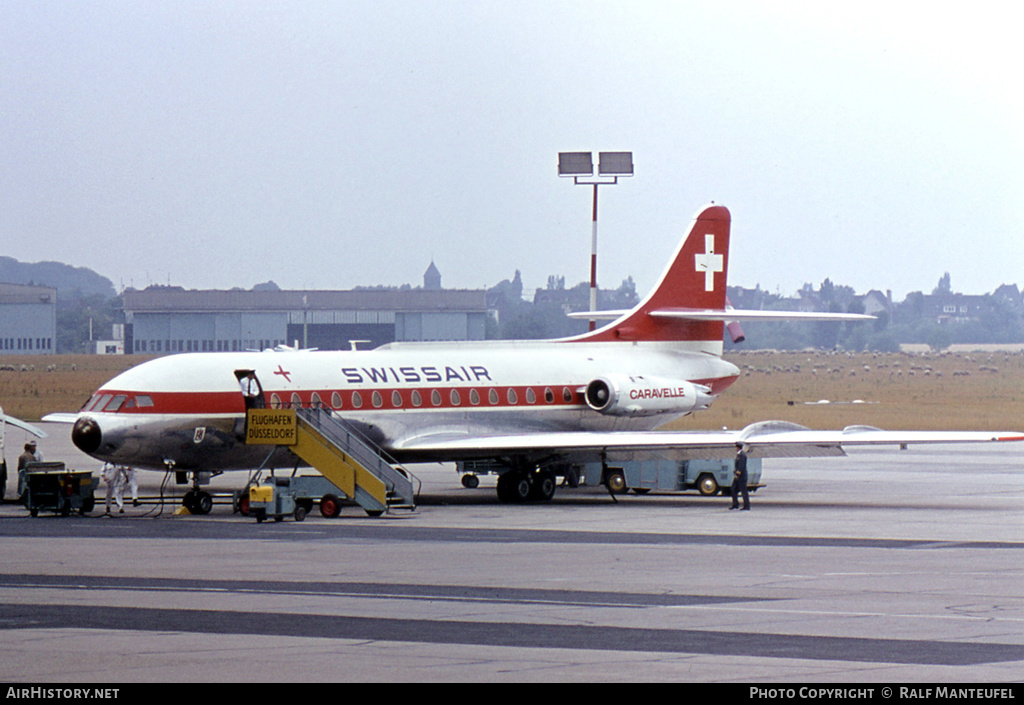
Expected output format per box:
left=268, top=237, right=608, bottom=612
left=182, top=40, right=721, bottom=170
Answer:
left=72, top=416, right=102, bottom=454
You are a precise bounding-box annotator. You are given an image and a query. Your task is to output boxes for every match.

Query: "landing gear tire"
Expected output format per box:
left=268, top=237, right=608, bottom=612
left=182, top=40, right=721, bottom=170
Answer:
left=461, top=474, right=480, bottom=489
left=528, top=472, right=556, bottom=502
left=184, top=490, right=213, bottom=515
left=195, top=491, right=213, bottom=515
left=496, top=471, right=531, bottom=503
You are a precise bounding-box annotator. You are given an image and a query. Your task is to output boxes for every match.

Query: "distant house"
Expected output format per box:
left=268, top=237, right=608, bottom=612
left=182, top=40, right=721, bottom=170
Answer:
left=861, top=290, right=893, bottom=317
left=993, top=283, right=1022, bottom=307
left=0, top=283, right=57, bottom=355
left=922, top=292, right=988, bottom=325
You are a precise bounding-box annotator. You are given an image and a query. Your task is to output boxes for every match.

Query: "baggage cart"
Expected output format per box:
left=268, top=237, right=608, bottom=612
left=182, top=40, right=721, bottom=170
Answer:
left=23, top=462, right=96, bottom=517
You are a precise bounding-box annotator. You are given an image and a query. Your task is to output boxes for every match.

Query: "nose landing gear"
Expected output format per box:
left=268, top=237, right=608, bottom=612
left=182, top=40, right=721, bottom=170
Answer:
left=165, top=458, right=215, bottom=516
left=182, top=489, right=214, bottom=515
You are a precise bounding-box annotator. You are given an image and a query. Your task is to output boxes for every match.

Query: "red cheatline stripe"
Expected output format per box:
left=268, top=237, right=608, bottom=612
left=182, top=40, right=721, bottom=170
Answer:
left=87, top=377, right=736, bottom=416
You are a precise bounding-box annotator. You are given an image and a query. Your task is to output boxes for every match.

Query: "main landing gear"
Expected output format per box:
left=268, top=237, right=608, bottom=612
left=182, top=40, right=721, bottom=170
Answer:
left=496, top=467, right=557, bottom=503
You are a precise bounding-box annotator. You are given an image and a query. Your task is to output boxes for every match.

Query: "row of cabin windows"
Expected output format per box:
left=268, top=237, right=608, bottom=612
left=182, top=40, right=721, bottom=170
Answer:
left=269, top=386, right=577, bottom=410
left=80, top=387, right=577, bottom=414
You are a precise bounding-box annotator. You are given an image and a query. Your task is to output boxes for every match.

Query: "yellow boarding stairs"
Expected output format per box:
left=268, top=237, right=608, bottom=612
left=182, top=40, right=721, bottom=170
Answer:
left=245, top=407, right=416, bottom=516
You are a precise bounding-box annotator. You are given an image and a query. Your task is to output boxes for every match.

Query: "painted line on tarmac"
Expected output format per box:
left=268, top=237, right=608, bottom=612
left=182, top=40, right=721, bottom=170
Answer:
left=2, top=603, right=1022, bottom=666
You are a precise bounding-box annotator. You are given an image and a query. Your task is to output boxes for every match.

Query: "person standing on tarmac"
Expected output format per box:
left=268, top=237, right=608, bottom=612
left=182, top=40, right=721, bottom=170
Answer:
left=730, top=444, right=751, bottom=511
left=17, top=440, right=41, bottom=501
left=102, top=463, right=128, bottom=515
left=124, top=465, right=139, bottom=507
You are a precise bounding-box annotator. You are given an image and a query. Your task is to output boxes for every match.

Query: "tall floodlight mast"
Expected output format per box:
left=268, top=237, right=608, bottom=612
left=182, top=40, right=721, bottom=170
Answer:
left=558, top=151, right=633, bottom=330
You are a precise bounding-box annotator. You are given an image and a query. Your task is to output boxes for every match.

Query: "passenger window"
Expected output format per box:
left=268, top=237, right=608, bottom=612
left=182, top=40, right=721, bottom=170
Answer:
left=507, top=388, right=518, bottom=405
left=331, top=391, right=343, bottom=409
left=544, top=387, right=554, bottom=403
left=411, top=390, right=423, bottom=407
left=525, top=388, right=536, bottom=404
left=291, top=392, right=302, bottom=408
left=489, top=388, right=499, bottom=405
left=431, top=390, right=442, bottom=406
left=351, top=392, right=363, bottom=409
left=372, top=391, right=383, bottom=408
left=392, top=390, right=403, bottom=407
left=450, top=389, right=461, bottom=406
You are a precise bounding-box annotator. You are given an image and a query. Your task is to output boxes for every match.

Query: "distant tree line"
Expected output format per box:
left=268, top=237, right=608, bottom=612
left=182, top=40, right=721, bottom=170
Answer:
left=6, top=253, right=1023, bottom=353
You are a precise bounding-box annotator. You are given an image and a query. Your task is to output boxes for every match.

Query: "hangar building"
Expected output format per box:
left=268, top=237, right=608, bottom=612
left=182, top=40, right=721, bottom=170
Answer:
left=122, top=286, right=489, bottom=354
left=0, top=283, right=57, bottom=355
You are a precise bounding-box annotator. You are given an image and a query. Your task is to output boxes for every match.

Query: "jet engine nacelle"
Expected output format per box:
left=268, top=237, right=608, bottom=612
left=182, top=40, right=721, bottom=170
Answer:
left=584, top=375, right=714, bottom=417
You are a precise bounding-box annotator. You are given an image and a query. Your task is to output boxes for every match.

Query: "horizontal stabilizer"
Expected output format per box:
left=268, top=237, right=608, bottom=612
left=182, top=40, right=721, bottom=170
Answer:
left=568, top=308, right=874, bottom=323
left=649, top=308, right=875, bottom=322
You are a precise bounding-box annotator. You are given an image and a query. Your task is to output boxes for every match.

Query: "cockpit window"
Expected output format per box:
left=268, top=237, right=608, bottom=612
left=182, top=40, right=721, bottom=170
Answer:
left=135, top=395, right=154, bottom=408
left=89, top=394, right=112, bottom=412
left=103, top=395, right=127, bottom=412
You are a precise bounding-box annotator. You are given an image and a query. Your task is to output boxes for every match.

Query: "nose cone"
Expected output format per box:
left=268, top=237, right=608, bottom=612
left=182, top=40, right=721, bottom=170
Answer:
left=72, top=416, right=102, bottom=454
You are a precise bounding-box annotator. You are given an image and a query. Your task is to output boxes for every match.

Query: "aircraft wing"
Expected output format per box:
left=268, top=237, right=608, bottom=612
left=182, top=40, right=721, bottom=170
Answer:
left=1, top=411, right=48, bottom=438
left=391, top=421, right=1024, bottom=464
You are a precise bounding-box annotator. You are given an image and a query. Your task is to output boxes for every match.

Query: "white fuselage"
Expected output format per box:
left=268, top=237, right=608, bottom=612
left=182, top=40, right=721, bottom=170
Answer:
left=72, top=340, right=739, bottom=472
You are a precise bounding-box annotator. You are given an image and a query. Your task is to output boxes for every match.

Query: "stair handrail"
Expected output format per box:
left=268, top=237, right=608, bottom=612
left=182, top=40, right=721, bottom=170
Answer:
left=294, top=407, right=419, bottom=504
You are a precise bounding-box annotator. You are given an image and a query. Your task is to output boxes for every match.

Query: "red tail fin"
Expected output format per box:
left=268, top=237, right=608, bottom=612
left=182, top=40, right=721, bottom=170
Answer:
left=570, top=204, right=731, bottom=343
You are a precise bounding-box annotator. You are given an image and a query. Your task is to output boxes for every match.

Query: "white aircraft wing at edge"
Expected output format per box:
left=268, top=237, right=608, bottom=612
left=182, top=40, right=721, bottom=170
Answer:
left=1, top=406, right=47, bottom=439
left=393, top=421, right=1024, bottom=462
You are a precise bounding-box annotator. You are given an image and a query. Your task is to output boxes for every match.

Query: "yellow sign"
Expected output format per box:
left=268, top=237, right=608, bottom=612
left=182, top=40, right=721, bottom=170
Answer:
left=245, top=409, right=297, bottom=445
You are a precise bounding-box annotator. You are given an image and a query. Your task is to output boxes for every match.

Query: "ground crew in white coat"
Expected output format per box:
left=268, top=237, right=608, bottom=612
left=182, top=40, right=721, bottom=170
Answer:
left=102, top=463, right=129, bottom=515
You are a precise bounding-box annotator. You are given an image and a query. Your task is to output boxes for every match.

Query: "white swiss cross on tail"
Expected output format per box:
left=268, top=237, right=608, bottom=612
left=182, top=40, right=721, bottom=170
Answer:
left=694, top=234, right=723, bottom=291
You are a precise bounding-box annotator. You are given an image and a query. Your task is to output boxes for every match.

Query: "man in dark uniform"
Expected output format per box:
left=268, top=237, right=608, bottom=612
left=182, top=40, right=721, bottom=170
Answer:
left=730, top=444, right=750, bottom=511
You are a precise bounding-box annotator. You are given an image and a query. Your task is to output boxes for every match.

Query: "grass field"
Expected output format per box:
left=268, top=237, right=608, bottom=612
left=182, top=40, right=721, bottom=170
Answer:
left=2, top=350, right=1023, bottom=432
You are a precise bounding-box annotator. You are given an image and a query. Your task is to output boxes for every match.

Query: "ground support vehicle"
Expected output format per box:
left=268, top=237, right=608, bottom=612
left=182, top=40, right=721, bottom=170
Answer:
left=458, top=457, right=762, bottom=498
left=583, top=457, right=764, bottom=496
left=23, top=462, right=96, bottom=517
left=248, top=475, right=348, bottom=522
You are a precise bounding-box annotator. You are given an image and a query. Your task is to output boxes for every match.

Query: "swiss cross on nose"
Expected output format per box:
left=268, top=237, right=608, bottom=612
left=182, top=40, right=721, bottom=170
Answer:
left=694, top=234, right=723, bottom=292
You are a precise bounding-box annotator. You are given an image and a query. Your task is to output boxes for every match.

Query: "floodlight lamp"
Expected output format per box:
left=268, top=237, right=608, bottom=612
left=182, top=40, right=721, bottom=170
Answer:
left=558, top=152, right=594, bottom=177
left=598, top=151, right=633, bottom=176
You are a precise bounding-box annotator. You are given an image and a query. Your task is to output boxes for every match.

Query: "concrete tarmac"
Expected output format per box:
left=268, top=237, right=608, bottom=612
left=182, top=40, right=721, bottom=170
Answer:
left=1, top=422, right=1023, bottom=683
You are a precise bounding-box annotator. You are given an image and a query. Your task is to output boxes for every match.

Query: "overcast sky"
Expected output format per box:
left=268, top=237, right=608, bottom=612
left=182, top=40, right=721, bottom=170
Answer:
left=2, top=1, right=1021, bottom=302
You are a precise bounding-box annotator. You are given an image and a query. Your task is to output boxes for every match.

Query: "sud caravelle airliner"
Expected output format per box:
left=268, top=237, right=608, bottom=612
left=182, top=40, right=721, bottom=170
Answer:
left=44, top=204, right=1024, bottom=511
